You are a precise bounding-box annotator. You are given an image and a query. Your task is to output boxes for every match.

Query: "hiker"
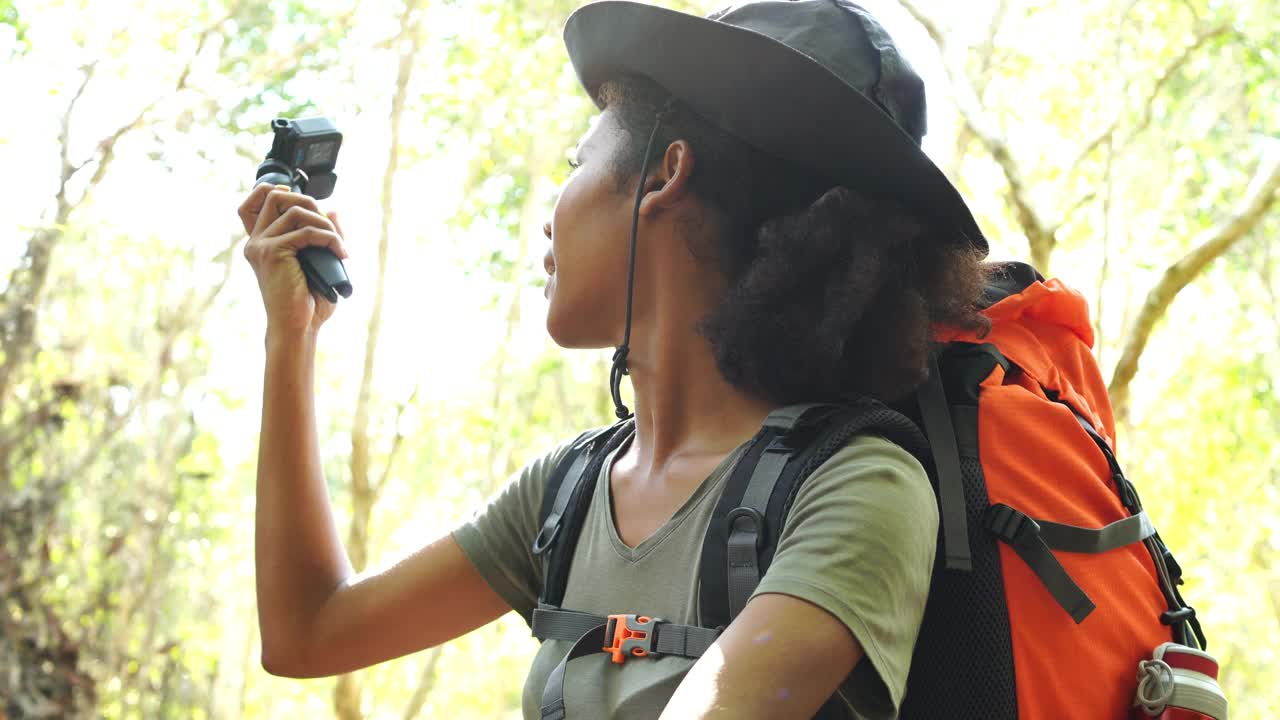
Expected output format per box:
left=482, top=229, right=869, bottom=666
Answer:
left=240, top=2, right=1221, bottom=719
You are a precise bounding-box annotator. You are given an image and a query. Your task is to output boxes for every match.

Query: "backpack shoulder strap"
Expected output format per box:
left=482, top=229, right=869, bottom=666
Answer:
left=980, top=260, right=1043, bottom=308
left=532, top=420, right=635, bottom=609
left=700, top=400, right=929, bottom=629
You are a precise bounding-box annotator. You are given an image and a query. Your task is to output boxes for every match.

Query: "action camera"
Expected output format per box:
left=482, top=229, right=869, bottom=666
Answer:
left=256, top=117, right=352, bottom=303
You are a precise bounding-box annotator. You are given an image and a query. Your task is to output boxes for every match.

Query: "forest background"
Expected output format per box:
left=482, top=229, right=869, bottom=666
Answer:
left=1, top=0, right=1277, bottom=717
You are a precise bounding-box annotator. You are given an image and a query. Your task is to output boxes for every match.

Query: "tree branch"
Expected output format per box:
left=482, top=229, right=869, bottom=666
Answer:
left=899, top=0, right=1056, bottom=268
left=0, top=15, right=220, bottom=416
left=1064, top=23, right=1232, bottom=184
left=1109, top=151, right=1280, bottom=419
left=947, top=0, right=1008, bottom=179
left=372, top=383, right=420, bottom=499
left=973, top=0, right=1006, bottom=90
left=57, top=62, right=98, bottom=205
left=400, top=647, right=445, bottom=720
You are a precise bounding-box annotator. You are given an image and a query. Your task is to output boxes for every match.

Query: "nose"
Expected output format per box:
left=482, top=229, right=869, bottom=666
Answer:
left=543, top=221, right=552, bottom=240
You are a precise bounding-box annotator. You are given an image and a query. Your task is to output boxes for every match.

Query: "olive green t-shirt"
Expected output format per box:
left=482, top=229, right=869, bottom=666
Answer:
left=452, top=430, right=937, bottom=720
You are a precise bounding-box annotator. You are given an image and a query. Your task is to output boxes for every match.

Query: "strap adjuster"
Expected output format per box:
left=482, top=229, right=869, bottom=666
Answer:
left=985, top=504, right=1041, bottom=549
left=1160, top=606, right=1196, bottom=626
left=603, top=614, right=661, bottom=664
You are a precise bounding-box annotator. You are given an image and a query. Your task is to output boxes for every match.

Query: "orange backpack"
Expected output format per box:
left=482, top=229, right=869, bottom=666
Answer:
left=530, top=262, right=1223, bottom=719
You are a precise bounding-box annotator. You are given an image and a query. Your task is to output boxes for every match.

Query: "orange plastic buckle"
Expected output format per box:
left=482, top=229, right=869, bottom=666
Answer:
left=603, top=614, right=660, bottom=664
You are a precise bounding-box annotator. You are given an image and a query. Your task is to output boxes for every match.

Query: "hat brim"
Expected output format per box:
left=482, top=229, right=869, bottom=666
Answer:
left=563, top=0, right=987, bottom=253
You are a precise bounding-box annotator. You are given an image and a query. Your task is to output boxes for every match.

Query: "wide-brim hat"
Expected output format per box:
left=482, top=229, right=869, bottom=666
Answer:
left=563, top=0, right=988, bottom=254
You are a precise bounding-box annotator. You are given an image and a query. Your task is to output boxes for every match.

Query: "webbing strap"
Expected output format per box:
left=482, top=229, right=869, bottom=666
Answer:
left=533, top=607, right=722, bottom=657
left=984, top=504, right=1096, bottom=623
left=727, top=403, right=833, bottom=619
left=762, top=403, right=829, bottom=429
left=951, top=404, right=979, bottom=458
left=727, top=441, right=791, bottom=618
left=726, top=511, right=763, bottom=620
left=918, top=352, right=972, bottom=571
left=1038, top=511, right=1156, bottom=554
left=1061, top=402, right=1205, bottom=647
left=540, top=624, right=605, bottom=720
left=535, top=607, right=721, bottom=720
left=533, top=606, right=608, bottom=642
left=537, top=422, right=635, bottom=609
left=532, top=450, right=593, bottom=557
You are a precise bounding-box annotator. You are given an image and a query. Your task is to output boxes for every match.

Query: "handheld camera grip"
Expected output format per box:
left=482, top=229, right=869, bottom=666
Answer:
left=256, top=118, right=352, bottom=303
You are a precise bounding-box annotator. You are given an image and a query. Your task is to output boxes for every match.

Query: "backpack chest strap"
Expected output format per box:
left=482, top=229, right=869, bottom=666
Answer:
left=532, top=606, right=721, bottom=659
left=533, top=606, right=722, bottom=720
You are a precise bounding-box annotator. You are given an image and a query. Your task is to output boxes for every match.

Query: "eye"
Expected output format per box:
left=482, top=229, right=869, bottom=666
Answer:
left=567, top=159, right=581, bottom=170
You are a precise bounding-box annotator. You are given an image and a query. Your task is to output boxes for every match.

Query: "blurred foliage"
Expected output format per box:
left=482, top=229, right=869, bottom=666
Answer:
left=0, top=0, right=1276, bottom=718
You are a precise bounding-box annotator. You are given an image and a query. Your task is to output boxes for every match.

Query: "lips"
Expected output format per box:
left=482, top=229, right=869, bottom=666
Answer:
left=543, top=248, right=556, bottom=298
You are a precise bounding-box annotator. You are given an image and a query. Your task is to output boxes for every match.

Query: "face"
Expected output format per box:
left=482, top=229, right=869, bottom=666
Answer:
left=543, top=109, right=638, bottom=349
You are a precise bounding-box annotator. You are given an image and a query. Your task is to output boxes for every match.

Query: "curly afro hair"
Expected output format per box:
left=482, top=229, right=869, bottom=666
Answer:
left=599, top=75, right=989, bottom=404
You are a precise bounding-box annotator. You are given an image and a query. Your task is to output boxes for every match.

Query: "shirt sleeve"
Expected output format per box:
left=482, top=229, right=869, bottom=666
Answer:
left=749, top=434, right=938, bottom=719
left=451, top=435, right=582, bottom=624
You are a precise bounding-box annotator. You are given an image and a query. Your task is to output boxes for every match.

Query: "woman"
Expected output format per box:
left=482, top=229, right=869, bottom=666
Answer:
left=239, top=2, right=988, bottom=718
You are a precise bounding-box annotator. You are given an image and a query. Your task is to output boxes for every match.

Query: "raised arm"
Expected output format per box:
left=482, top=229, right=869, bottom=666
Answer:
left=240, top=184, right=510, bottom=678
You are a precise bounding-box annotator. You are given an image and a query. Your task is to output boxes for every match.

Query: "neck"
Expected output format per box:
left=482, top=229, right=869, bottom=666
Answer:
left=620, top=297, right=776, bottom=475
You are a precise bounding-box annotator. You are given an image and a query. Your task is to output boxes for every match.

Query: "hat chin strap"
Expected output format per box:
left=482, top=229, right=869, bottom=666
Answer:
left=609, top=112, right=668, bottom=420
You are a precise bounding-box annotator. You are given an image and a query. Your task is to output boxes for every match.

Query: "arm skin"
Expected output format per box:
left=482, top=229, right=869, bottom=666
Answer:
left=254, top=330, right=511, bottom=678
left=659, top=593, right=862, bottom=719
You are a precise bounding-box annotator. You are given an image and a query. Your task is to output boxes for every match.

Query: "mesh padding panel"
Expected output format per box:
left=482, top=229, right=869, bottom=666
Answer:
left=898, top=455, right=1017, bottom=720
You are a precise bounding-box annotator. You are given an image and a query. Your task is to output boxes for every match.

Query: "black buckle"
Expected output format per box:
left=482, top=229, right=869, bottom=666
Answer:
left=1161, top=606, right=1196, bottom=626
left=726, top=507, right=766, bottom=551
left=531, top=521, right=560, bottom=556
left=985, top=504, right=1041, bottom=549
left=1161, top=544, right=1185, bottom=585
left=1114, top=473, right=1141, bottom=513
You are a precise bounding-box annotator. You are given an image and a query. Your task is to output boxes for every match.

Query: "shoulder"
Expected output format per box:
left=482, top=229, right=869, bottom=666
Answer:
left=812, top=433, right=929, bottom=479
left=498, top=425, right=611, bottom=514
left=450, top=426, right=612, bottom=622
left=756, top=433, right=937, bottom=715
left=773, top=432, right=937, bottom=562
left=455, top=426, right=607, bottom=544
left=789, top=433, right=936, bottom=530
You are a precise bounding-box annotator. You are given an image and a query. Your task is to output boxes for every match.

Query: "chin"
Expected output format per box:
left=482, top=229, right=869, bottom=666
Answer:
left=545, top=300, right=614, bottom=350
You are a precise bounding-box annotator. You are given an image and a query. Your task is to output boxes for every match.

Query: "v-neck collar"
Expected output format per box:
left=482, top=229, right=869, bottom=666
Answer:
left=599, top=434, right=749, bottom=562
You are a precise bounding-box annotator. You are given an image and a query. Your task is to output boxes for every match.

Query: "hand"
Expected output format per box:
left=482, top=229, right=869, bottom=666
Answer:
left=239, top=183, right=350, bottom=337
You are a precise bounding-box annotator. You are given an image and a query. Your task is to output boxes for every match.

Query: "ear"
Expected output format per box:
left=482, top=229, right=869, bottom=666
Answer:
left=638, top=139, right=695, bottom=215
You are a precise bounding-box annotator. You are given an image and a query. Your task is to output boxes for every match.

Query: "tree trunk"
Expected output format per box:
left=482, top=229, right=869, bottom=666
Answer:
left=333, top=3, right=423, bottom=719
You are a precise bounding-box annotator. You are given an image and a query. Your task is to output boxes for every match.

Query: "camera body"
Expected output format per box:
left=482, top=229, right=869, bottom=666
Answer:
left=256, top=117, right=352, bottom=302
left=257, top=117, right=342, bottom=199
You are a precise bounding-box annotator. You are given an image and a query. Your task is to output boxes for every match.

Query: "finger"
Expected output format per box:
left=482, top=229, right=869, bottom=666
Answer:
left=272, top=225, right=347, bottom=261
left=238, top=183, right=279, bottom=235
left=246, top=204, right=336, bottom=266
left=262, top=204, right=335, bottom=241
left=326, top=212, right=349, bottom=259
left=260, top=206, right=349, bottom=261
left=252, top=188, right=321, bottom=237
left=250, top=186, right=291, bottom=237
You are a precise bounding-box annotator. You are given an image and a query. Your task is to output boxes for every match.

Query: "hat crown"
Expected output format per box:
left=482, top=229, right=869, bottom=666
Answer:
left=707, top=0, right=927, bottom=144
